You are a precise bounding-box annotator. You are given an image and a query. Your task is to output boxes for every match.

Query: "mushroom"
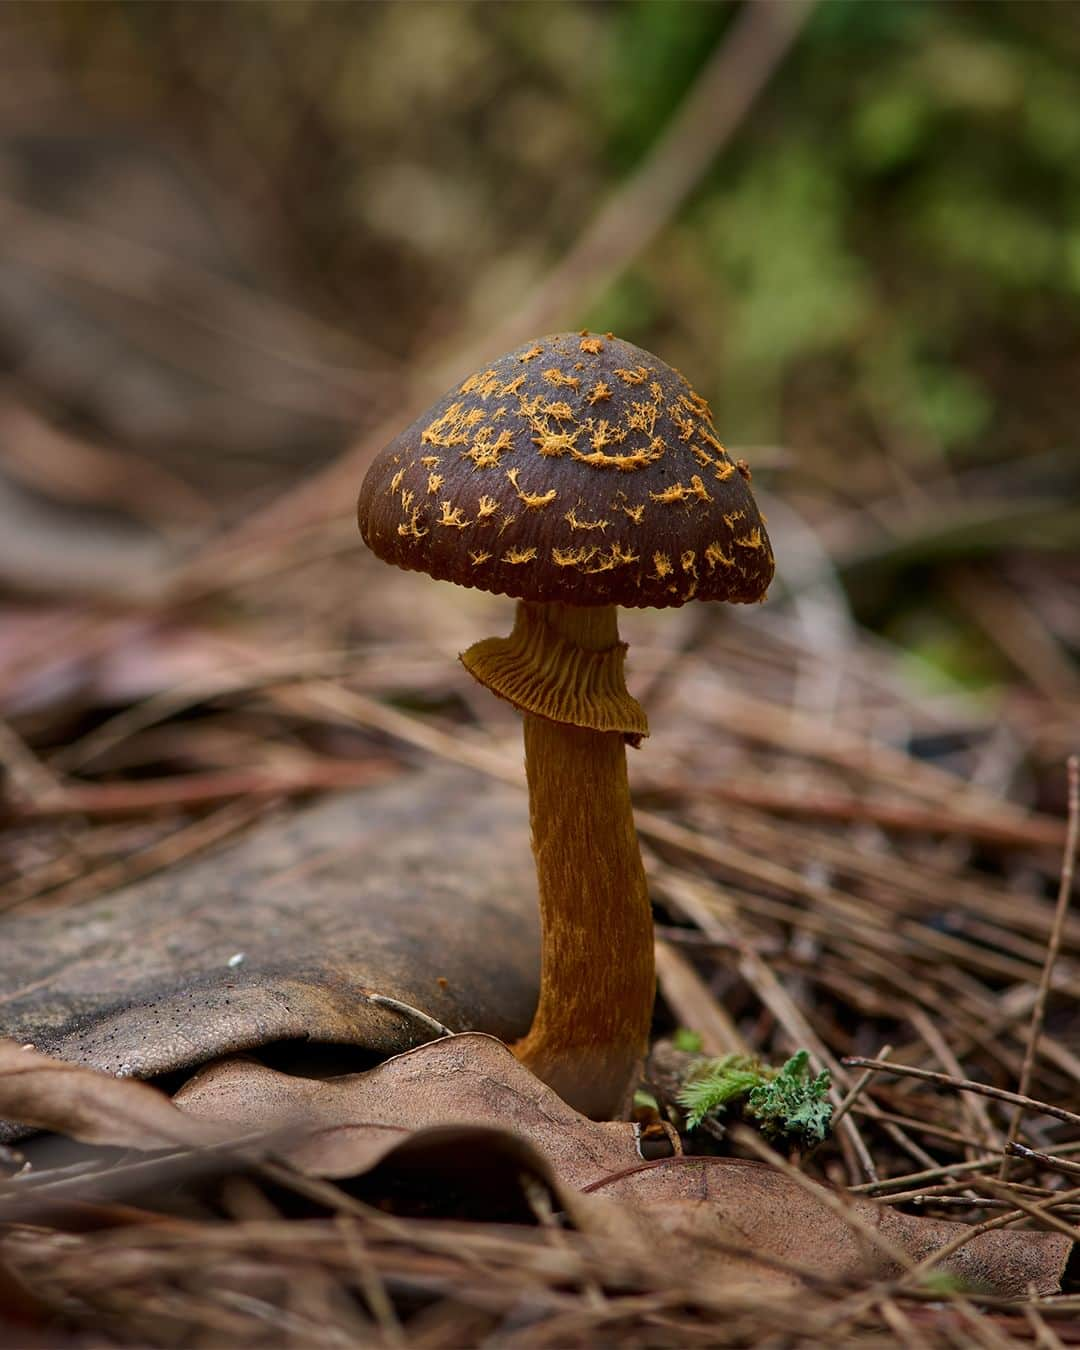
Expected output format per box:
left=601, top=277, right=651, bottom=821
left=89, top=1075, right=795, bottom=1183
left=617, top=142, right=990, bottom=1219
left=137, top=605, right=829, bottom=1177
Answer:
left=357, top=332, right=773, bottom=1118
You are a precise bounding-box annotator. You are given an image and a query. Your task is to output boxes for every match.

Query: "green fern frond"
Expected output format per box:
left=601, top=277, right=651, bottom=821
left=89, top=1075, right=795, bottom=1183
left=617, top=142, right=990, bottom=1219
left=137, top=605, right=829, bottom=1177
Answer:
left=674, top=1054, right=766, bottom=1129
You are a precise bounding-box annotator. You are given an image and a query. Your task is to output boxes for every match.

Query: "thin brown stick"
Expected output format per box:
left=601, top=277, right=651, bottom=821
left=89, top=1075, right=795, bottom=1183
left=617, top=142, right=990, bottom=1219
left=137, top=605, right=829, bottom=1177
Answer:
left=1001, top=753, right=1079, bottom=1176
left=1007, top=1141, right=1080, bottom=1181
left=904, top=1193, right=1080, bottom=1215
left=854, top=1140, right=1080, bottom=1197
left=878, top=1297, right=934, bottom=1350
left=975, top=1178, right=1080, bottom=1244
left=1022, top=1295, right=1068, bottom=1350
left=0, top=716, right=66, bottom=802
left=850, top=1155, right=1002, bottom=1196
left=831, top=1045, right=893, bottom=1128
left=694, top=776, right=1066, bottom=851
left=908, top=1005, right=1000, bottom=1156
left=4, top=759, right=394, bottom=821
left=334, top=1215, right=406, bottom=1348
left=653, top=938, right=749, bottom=1058
left=882, top=1181, right=1060, bottom=1209
left=848, top=1107, right=984, bottom=1152
left=841, top=1057, right=1080, bottom=1129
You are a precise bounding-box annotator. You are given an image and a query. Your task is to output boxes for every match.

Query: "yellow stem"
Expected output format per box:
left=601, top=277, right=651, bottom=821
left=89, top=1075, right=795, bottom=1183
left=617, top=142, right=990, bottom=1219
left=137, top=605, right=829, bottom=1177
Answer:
left=512, top=602, right=655, bottom=1118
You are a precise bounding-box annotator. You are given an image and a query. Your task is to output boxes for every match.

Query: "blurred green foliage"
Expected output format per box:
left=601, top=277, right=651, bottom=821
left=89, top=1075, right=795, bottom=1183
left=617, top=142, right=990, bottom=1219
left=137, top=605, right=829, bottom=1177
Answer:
left=591, top=0, right=1080, bottom=469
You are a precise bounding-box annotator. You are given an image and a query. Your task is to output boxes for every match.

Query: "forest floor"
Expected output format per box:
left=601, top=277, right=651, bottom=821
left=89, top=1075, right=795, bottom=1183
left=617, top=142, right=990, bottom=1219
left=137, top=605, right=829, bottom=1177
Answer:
left=1, top=507, right=1077, bottom=1347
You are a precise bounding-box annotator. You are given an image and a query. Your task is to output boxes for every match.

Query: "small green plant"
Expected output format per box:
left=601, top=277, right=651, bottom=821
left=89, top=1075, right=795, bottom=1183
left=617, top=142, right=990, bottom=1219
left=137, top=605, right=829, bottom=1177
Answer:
left=919, top=1271, right=976, bottom=1297
left=676, top=1056, right=764, bottom=1128
left=745, top=1051, right=833, bottom=1146
left=676, top=1050, right=833, bottom=1147
left=672, top=1027, right=704, bottom=1054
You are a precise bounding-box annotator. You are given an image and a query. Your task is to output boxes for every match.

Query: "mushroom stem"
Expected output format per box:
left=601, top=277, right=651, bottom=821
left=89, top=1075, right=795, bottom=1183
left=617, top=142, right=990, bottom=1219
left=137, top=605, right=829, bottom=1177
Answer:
left=512, top=602, right=654, bottom=1119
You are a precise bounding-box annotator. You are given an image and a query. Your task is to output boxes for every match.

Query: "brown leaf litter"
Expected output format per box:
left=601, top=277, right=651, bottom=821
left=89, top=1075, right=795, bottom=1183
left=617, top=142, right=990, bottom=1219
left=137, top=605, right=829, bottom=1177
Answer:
left=0, top=1033, right=1070, bottom=1307
left=1, top=764, right=539, bottom=1142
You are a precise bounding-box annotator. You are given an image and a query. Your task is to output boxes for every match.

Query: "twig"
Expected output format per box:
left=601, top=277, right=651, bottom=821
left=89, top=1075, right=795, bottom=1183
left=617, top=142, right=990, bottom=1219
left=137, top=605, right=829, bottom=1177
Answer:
left=4, top=759, right=394, bottom=821
left=883, top=1182, right=1061, bottom=1210
left=692, top=777, right=1066, bottom=852
left=841, top=1057, right=1080, bottom=1130
left=907, top=1005, right=1000, bottom=1156
left=852, top=1140, right=1080, bottom=1197
left=362, top=995, right=452, bottom=1040
left=850, top=1155, right=1003, bottom=1197
left=653, top=938, right=749, bottom=1058
left=906, top=1194, right=1080, bottom=1216
left=975, top=1178, right=1080, bottom=1245
left=334, top=1214, right=407, bottom=1348
left=848, top=1104, right=991, bottom=1151
left=877, top=1298, right=933, bottom=1350
left=0, top=716, right=65, bottom=803
left=831, top=1045, right=892, bottom=1128
left=1023, top=1302, right=1067, bottom=1350
left=1007, top=1141, right=1080, bottom=1182
left=1001, top=753, right=1079, bottom=1176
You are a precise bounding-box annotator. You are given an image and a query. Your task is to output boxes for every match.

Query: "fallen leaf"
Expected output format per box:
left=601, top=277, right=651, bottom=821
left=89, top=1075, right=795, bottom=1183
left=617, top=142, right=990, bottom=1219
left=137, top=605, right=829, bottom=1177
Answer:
left=1, top=764, right=539, bottom=1140
left=0, top=1040, right=221, bottom=1151
left=172, top=1033, right=1073, bottom=1299
left=173, top=1032, right=652, bottom=1190
left=0, top=1033, right=1070, bottom=1300
left=584, top=1154, right=1072, bottom=1299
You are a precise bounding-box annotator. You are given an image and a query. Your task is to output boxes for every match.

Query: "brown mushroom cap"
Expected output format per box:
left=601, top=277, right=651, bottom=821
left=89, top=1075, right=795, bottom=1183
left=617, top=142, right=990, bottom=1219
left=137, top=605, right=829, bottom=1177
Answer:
left=357, top=332, right=774, bottom=608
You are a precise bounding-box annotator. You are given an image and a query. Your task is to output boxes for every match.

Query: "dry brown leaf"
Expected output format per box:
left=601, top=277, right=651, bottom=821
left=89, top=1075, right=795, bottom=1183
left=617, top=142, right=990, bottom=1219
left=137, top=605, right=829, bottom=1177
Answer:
left=0, top=1039, right=223, bottom=1151
left=0, top=1033, right=1069, bottom=1300
left=173, top=1033, right=1073, bottom=1299
left=1, top=764, right=539, bottom=1142
left=585, top=1155, right=1071, bottom=1299
left=173, top=1032, right=650, bottom=1190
